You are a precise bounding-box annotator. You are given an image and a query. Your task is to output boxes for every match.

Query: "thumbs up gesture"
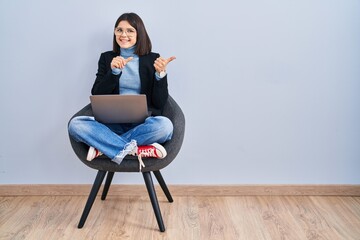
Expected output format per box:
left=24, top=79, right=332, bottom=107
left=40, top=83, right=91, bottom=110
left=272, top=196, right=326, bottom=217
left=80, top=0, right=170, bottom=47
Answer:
left=111, top=56, right=134, bottom=69
left=154, top=56, right=176, bottom=74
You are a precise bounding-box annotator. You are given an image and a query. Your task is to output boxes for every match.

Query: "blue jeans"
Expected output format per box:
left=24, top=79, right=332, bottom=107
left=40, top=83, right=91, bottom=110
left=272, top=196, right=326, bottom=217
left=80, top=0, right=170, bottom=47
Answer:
left=68, top=116, right=173, bottom=162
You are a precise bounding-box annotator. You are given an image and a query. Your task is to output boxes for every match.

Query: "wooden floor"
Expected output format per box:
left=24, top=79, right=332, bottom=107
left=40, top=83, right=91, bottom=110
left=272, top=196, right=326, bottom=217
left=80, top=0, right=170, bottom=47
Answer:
left=1, top=195, right=359, bottom=240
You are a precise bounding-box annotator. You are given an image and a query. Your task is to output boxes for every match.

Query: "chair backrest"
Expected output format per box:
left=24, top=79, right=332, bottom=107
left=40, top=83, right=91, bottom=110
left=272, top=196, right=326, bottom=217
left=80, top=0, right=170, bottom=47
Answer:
left=68, top=95, right=185, bottom=172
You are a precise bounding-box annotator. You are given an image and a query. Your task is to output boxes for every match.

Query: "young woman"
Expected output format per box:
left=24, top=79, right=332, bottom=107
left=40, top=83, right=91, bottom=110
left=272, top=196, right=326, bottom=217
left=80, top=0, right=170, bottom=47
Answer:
left=68, top=13, right=175, bottom=170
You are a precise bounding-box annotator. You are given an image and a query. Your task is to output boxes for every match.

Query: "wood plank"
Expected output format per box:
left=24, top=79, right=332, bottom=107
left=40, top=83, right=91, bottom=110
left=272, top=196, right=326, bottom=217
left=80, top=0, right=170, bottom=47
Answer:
left=309, top=196, right=360, bottom=239
left=0, top=184, right=359, bottom=196
left=281, top=196, right=342, bottom=239
left=1, top=195, right=359, bottom=240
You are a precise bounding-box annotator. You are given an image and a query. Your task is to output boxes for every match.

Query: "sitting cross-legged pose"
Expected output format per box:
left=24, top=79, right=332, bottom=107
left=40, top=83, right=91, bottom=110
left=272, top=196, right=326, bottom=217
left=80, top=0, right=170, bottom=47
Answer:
left=68, top=12, right=176, bottom=170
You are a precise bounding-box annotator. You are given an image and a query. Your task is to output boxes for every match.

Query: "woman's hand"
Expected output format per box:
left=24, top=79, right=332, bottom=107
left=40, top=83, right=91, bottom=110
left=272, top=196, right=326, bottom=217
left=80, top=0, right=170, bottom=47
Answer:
left=111, top=56, right=133, bottom=69
left=154, top=56, right=176, bottom=74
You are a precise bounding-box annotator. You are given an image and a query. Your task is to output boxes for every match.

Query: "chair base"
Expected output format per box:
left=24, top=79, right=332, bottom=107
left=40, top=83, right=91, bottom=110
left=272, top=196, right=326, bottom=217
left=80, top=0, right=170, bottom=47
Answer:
left=77, top=170, right=172, bottom=232
left=78, top=170, right=106, bottom=228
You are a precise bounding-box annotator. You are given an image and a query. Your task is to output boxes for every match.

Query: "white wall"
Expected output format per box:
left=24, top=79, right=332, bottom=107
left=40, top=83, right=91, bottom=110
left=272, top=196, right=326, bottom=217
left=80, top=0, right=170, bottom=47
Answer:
left=0, top=0, right=359, bottom=184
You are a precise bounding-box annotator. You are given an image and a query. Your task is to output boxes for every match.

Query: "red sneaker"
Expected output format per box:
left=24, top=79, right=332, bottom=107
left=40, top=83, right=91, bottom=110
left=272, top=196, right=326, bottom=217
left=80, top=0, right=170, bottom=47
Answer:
left=136, top=143, right=167, bottom=159
left=86, top=146, right=103, bottom=161
left=132, top=143, right=167, bottom=171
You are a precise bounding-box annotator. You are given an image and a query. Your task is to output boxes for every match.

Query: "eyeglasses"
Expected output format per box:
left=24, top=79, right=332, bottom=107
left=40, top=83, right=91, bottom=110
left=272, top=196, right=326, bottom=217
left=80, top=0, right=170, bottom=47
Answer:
left=114, top=27, right=136, bottom=37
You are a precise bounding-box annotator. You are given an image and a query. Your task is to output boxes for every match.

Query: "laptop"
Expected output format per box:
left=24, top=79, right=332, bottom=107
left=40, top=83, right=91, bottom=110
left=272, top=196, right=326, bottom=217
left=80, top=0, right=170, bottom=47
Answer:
left=90, top=94, right=149, bottom=123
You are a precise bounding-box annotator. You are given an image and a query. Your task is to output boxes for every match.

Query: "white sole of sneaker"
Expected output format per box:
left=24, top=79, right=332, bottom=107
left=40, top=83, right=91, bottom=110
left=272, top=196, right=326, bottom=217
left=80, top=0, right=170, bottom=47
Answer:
left=151, top=143, right=167, bottom=159
left=86, top=147, right=95, bottom=161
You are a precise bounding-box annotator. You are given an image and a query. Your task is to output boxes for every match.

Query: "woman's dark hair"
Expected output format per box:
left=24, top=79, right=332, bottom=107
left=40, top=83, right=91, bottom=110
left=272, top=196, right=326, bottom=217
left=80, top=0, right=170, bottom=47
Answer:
left=113, top=13, right=152, bottom=56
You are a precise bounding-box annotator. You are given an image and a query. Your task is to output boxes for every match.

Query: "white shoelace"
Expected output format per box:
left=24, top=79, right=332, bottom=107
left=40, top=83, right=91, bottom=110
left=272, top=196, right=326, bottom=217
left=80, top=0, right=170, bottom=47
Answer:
left=137, top=154, right=146, bottom=171
left=136, top=147, right=160, bottom=171
left=123, top=140, right=145, bottom=171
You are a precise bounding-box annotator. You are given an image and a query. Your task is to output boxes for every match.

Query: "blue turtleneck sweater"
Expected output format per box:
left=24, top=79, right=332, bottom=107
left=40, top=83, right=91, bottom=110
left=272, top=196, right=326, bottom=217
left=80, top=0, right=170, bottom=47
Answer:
left=111, top=46, right=165, bottom=95
left=111, top=46, right=141, bottom=95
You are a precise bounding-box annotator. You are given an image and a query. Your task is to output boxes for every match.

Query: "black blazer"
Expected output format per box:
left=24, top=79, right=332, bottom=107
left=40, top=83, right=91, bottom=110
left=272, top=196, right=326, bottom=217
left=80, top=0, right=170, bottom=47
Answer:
left=91, top=51, right=169, bottom=115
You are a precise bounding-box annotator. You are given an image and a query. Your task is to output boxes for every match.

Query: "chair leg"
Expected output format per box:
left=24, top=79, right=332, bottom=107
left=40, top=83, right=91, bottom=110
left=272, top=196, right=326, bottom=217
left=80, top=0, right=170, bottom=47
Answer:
left=153, top=170, right=173, bottom=202
left=101, top=172, right=114, bottom=200
left=143, top=171, right=165, bottom=232
left=78, top=170, right=107, bottom=229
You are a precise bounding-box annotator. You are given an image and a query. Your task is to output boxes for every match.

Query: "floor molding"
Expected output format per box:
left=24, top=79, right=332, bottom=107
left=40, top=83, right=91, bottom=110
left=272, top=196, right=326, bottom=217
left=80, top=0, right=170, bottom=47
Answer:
left=1, top=184, right=359, bottom=196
